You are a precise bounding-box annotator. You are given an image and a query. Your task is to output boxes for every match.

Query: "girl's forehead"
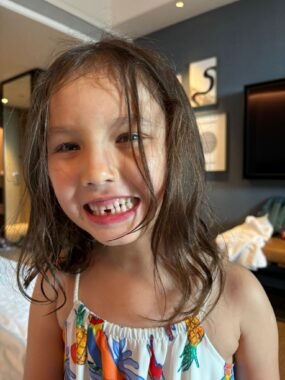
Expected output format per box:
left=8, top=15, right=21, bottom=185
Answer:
left=51, top=72, right=162, bottom=118
left=48, top=71, right=166, bottom=137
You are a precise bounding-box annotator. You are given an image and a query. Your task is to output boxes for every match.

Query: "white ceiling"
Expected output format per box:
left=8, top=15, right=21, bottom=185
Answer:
left=44, top=0, right=239, bottom=37
left=0, top=0, right=239, bottom=105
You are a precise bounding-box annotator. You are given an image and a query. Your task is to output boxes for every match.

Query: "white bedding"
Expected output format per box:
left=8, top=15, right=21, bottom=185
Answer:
left=0, top=256, right=35, bottom=380
left=216, top=215, right=273, bottom=270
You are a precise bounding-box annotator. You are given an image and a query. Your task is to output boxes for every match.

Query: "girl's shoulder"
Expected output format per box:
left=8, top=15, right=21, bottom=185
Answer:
left=222, top=261, right=278, bottom=352
left=31, top=269, right=75, bottom=324
left=53, top=270, right=77, bottom=329
left=202, top=261, right=278, bottom=365
left=206, top=260, right=266, bottom=318
left=221, top=264, right=279, bottom=378
left=222, top=261, right=270, bottom=313
left=219, top=260, right=274, bottom=329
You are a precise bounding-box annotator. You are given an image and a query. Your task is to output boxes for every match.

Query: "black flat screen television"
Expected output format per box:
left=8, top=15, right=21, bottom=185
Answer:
left=244, top=78, right=285, bottom=179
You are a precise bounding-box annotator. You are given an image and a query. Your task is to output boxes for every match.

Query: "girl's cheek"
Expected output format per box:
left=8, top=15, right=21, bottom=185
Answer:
left=48, top=163, right=73, bottom=192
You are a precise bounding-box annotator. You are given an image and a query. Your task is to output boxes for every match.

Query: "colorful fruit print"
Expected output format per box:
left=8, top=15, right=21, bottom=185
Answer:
left=87, top=314, right=143, bottom=379
left=147, top=334, right=164, bottom=380
left=64, top=346, right=76, bottom=380
left=87, top=315, right=104, bottom=370
left=164, top=324, right=176, bottom=341
left=71, top=304, right=87, bottom=365
left=178, top=315, right=205, bottom=371
left=109, top=337, right=145, bottom=380
left=64, top=297, right=236, bottom=379
left=221, top=362, right=235, bottom=380
left=87, top=361, right=103, bottom=380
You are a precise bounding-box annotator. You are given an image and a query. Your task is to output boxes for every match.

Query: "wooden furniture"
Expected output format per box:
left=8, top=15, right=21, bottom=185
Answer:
left=263, top=237, right=285, bottom=266
left=254, top=237, right=285, bottom=319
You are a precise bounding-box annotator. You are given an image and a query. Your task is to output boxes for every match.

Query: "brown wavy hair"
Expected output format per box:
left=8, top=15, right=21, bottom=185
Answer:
left=17, top=36, right=224, bottom=321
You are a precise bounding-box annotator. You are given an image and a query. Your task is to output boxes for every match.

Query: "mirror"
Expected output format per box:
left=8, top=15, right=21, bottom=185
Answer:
left=1, top=71, right=36, bottom=243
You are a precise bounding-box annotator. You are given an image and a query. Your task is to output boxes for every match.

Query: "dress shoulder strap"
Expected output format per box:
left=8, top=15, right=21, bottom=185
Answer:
left=73, top=272, right=81, bottom=302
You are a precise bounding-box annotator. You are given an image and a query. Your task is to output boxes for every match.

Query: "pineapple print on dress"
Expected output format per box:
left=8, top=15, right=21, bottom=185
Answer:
left=71, top=304, right=88, bottom=365
left=178, top=316, right=204, bottom=372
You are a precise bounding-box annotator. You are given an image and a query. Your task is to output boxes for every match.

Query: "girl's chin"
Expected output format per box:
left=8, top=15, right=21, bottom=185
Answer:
left=79, top=220, right=140, bottom=244
left=91, top=231, right=143, bottom=246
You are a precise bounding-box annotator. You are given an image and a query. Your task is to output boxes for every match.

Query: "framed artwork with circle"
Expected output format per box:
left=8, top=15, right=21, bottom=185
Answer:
left=195, top=112, right=227, bottom=172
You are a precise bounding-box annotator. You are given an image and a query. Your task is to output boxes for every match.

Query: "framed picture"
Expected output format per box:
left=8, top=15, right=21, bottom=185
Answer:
left=189, top=57, right=217, bottom=108
left=195, top=112, right=227, bottom=172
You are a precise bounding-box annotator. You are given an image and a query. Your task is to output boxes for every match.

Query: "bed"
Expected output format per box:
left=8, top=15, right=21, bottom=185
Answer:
left=0, top=255, right=35, bottom=380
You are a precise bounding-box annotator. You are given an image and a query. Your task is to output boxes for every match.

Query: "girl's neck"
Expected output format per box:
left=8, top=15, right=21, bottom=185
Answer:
left=95, top=237, right=155, bottom=275
left=91, top=234, right=177, bottom=295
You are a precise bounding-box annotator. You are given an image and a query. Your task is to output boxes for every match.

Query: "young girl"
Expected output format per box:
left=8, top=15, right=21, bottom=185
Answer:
left=19, top=37, right=279, bottom=380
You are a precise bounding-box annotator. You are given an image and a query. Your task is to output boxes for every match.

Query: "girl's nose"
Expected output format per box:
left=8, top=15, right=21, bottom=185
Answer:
left=80, top=149, right=118, bottom=188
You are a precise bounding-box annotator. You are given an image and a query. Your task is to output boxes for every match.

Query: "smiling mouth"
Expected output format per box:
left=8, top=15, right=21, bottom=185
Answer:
left=84, top=197, right=140, bottom=216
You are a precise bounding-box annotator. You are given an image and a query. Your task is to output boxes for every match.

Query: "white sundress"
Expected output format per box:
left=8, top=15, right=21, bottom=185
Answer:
left=63, top=273, right=235, bottom=379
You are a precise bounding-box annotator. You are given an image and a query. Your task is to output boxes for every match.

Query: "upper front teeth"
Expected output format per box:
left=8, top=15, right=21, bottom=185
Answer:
left=89, top=197, right=135, bottom=215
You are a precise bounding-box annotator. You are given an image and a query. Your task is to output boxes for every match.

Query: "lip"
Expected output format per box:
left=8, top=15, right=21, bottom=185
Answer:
left=84, top=197, right=140, bottom=225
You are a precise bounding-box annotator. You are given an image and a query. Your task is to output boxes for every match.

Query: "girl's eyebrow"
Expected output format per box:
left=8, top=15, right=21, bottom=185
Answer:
left=111, top=115, right=152, bottom=128
left=48, top=116, right=153, bottom=135
left=47, top=126, right=78, bottom=136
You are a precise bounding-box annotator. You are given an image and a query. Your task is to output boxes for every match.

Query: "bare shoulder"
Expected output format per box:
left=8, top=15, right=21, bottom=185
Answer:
left=223, top=261, right=277, bottom=326
left=222, top=261, right=269, bottom=309
left=222, top=261, right=277, bottom=340
left=32, top=270, right=73, bottom=314
left=223, top=261, right=280, bottom=379
left=54, top=270, right=77, bottom=328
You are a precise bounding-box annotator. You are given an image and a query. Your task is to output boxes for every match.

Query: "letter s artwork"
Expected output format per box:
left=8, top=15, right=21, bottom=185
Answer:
left=189, top=57, right=217, bottom=108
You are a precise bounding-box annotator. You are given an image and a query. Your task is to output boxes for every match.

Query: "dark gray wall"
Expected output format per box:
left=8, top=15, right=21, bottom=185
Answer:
left=138, top=0, right=285, bottom=230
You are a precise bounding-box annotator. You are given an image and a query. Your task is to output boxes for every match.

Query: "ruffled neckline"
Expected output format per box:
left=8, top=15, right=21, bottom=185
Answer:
left=66, top=299, right=192, bottom=340
left=65, top=299, right=232, bottom=366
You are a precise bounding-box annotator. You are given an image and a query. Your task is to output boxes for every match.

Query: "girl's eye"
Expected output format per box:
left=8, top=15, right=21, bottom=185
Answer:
left=116, top=133, right=140, bottom=144
left=55, top=142, right=80, bottom=153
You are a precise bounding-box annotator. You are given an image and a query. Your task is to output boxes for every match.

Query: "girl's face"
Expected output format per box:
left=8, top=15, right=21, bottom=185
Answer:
left=48, top=73, right=166, bottom=246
